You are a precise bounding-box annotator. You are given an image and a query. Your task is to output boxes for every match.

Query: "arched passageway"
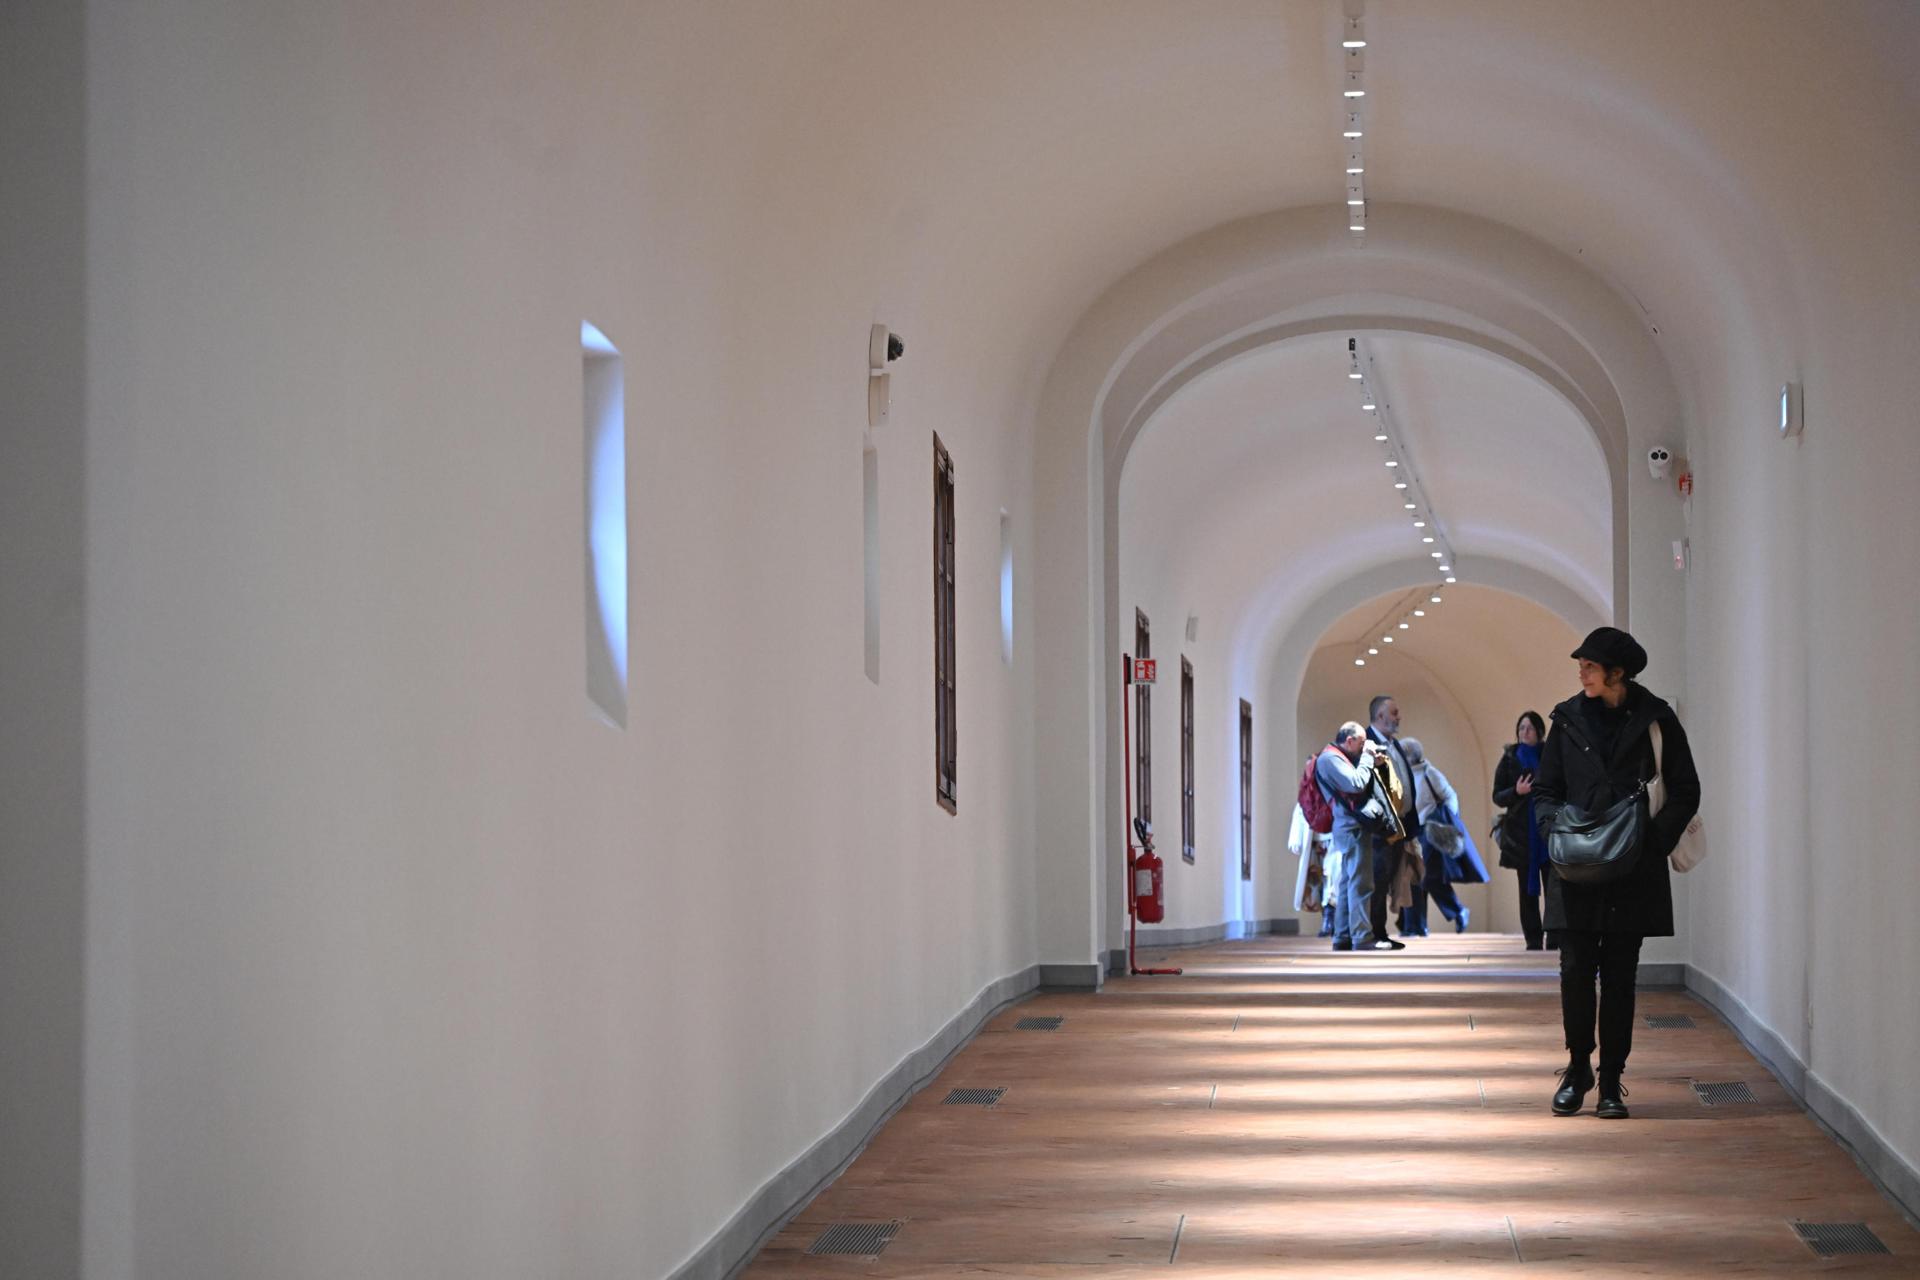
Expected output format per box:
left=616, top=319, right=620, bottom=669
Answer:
left=1114, top=323, right=1611, bottom=938
left=9, top=5, right=1920, bottom=1279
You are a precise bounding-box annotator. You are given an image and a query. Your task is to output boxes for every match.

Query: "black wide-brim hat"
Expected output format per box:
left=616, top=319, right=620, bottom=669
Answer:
left=1570, top=626, right=1647, bottom=678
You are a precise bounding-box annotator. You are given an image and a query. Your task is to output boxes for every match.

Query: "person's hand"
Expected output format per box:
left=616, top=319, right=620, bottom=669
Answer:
left=1515, top=773, right=1534, bottom=796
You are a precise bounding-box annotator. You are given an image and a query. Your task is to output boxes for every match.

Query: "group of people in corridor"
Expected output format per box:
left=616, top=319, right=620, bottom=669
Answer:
left=1298, top=626, right=1701, bottom=1117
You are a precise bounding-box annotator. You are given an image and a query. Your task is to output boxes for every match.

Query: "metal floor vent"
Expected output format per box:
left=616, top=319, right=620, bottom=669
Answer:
left=941, top=1087, right=1006, bottom=1107
left=1016, top=1015, right=1065, bottom=1031
left=1645, top=1014, right=1697, bottom=1028
left=1792, top=1221, right=1890, bottom=1257
left=808, top=1221, right=901, bottom=1257
left=1693, top=1080, right=1756, bottom=1105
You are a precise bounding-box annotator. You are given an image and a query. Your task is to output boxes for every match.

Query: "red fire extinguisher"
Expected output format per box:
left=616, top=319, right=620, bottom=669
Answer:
left=1132, top=823, right=1166, bottom=924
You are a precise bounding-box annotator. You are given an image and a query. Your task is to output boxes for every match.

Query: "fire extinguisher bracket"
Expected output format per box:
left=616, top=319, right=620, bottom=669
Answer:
left=1121, top=651, right=1181, bottom=978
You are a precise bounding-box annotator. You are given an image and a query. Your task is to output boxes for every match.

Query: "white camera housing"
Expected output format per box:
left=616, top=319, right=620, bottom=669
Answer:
left=1647, top=446, right=1673, bottom=481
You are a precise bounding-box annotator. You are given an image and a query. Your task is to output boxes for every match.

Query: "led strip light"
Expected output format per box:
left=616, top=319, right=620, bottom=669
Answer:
left=1347, top=337, right=1455, bottom=667
left=1342, top=16, right=1367, bottom=236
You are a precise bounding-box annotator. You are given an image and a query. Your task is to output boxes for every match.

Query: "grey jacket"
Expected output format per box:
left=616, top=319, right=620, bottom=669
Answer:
left=1315, top=746, right=1381, bottom=847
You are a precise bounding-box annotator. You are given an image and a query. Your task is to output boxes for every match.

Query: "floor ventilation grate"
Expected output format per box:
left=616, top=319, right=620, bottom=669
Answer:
left=1015, top=1015, right=1064, bottom=1031
left=808, top=1221, right=901, bottom=1257
left=1646, top=1014, right=1697, bottom=1028
left=1792, top=1221, right=1890, bottom=1257
left=941, top=1087, right=1006, bottom=1107
left=1693, top=1080, right=1756, bottom=1105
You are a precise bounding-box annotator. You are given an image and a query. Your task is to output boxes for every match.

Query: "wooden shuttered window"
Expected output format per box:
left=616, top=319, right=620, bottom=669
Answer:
left=1181, top=657, right=1195, bottom=864
left=933, top=435, right=957, bottom=813
left=1239, top=699, right=1253, bottom=881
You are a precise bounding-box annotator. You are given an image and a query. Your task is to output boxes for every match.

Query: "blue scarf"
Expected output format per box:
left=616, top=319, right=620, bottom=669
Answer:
left=1515, top=743, right=1549, bottom=895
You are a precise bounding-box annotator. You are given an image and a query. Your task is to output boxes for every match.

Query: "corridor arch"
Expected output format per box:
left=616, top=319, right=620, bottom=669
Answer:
left=1033, top=204, right=1688, bottom=969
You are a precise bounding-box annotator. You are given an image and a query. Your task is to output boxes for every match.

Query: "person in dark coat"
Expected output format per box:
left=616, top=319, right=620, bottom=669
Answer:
left=1492, top=711, right=1553, bottom=950
left=1533, top=627, right=1701, bottom=1120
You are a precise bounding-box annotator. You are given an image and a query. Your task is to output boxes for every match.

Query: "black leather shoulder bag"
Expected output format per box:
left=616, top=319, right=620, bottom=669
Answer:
left=1546, top=721, right=1650, bottom=885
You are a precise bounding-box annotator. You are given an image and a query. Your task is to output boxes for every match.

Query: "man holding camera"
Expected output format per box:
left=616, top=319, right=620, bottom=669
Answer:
left=1365, top=695, right=1419, bottom=950
left=1314, top=722, right=1396, bottom=952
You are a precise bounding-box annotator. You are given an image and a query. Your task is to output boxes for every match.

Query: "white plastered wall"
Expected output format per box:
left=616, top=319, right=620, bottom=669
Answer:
left=75, top=5, right=1047, bottom=1278
left=1, top=5, right=87, bottom=1279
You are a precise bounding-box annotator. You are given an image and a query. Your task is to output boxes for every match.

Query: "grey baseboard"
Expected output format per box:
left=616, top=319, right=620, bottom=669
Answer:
left=669, top=964, right=1044, bottom=1280
left=1038, top=963, right=1103, bottom=991
left=1104, top=918, right=1302, bottom=974
left=1134, top=917, right=1302, bottom=948
left=1635, top=962, right=1687, bottom=988
left=1682, top=964, right=1918, bottom=1228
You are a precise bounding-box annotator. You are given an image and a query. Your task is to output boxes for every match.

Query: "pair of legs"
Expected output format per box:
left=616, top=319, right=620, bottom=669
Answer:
left=1368, top=833, right=1397, bottom=942
left=1515, top=868, right=1556, bottom=949
left=1331, top=834, right=1375, bottom=948
left=1555, top=929, right=1644, bottom=1116
left=1401, top=854, right=1467, bottom=934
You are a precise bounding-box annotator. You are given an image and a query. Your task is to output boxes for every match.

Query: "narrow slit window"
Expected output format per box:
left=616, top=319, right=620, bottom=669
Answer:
left=1181, top=657, right=1195, bottom=864
left=1135, top=609, right=1151, bottom=832
left=581, top=321, right=627, bottom=729
left=933, top=435, right=957, bottom=813
left=1239, top=699, right=1253, bottom=881
left=998, top=511, right=1013, bottom=665
left=864, top=443, right=880, bottom=684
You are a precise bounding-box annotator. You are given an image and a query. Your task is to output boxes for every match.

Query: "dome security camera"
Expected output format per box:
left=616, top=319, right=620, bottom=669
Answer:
left=869, top=324, right=904, bottom=428
left=1647, top=446, right=1673, bottom=481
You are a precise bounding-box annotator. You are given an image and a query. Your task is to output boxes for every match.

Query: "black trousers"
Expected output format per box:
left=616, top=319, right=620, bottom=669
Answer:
left=1369, top=837, right=1394, bottom=940
left=1558, top=929, right=1643, bottom=1073
left=1515, top=869, right=1544, bottom=949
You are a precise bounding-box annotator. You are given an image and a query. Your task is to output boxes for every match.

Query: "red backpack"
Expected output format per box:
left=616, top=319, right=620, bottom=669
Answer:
left=1298, top=751, right=1335, bottom=834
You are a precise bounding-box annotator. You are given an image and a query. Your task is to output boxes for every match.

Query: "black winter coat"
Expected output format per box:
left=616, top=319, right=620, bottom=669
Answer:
left=1533, top=684, right=1701, bottom=937
left=1490, top=745, right=1532, bottom=858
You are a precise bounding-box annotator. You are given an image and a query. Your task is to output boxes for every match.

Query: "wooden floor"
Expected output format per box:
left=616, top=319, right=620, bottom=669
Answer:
left=745, top=934, right=1918, bottom=1277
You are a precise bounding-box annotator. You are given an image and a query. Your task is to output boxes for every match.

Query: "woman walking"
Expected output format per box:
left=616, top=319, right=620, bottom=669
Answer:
left=1533, top=627, right=1701, bottom=1120
left=1493, top=712, right=1552, bottom=950
left=1398, top=738, right=1477, bottom=934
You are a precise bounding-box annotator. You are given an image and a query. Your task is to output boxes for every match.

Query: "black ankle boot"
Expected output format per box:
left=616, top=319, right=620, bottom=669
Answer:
left=1552, top=1056, right=1594, bottom=1116
left=1596, top=1071, right=1629, bottom=1119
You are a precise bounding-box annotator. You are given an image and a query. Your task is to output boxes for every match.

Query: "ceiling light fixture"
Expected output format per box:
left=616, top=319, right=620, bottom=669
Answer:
left=1354, top=658, right=1366, bottom=666
left=1445, top=576, right=1458, bottom=584
left=1368, top=647, right=1379, bottom=655
left=1422, top=536, right=1434, bottom=543
left=1374, top=433, right=1389, bottom=441
left=1384, top=460, right=1398, bottom=468
left=1431, top=595, right=1442, bottom=603
left=1413, top=610, right=1425, bottom=617
left=1398, top=622, right=1410, bottom=630
left=1394, top=482, right=1408, bottom=489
